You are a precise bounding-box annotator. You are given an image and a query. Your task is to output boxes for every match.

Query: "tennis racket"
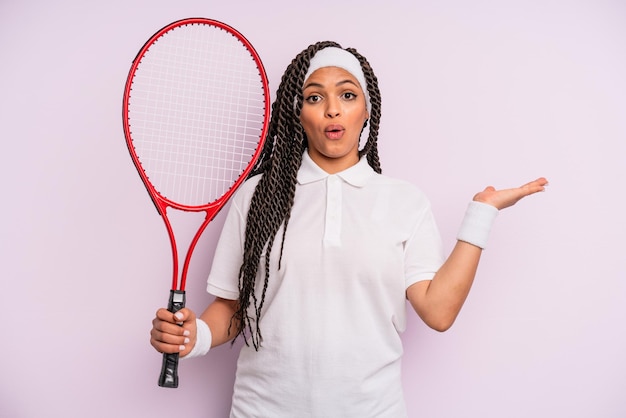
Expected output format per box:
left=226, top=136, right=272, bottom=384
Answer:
left=122, top=18, right=269, bottom=388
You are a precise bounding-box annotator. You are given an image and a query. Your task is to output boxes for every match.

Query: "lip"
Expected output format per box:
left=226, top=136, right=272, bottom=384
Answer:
left=324, top=124, right=345, bottom=140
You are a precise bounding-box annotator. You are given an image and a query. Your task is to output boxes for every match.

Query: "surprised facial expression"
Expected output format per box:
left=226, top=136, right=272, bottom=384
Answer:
left=300, top=66, right=369, bottom=174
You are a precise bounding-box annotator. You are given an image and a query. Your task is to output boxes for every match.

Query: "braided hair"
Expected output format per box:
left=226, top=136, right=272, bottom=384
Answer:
left=232, top=41, right=383, bottom=349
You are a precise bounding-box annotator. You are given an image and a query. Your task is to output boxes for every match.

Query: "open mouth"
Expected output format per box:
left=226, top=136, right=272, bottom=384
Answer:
left=325, top=124, right=344, bottom=135
left=325, top=126, right=345, bottom=140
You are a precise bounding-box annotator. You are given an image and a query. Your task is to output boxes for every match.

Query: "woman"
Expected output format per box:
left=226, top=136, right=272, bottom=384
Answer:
left=150, top=41, right=548, bottom=417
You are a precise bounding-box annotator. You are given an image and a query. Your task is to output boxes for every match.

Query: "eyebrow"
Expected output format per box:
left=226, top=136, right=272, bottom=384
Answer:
left=303, top=79, right=359, bottom=90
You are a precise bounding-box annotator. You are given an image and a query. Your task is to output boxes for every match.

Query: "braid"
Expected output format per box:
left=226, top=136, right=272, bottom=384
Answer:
left=346, top=47, right=383, bottom=174
left=232, top=41, right=383, bottom=349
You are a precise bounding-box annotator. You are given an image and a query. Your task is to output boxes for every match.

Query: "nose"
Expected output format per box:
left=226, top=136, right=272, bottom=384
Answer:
left=325, top=97, right=340, bottom=118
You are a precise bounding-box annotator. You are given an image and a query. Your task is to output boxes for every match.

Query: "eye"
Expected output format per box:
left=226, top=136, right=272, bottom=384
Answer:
left=305, top=94, right=321, bottom=104
left=342, top=92, right=357, bottom=100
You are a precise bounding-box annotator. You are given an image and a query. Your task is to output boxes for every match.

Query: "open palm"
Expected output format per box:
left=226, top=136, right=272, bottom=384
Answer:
left=474, top=177, right=548, bottom=210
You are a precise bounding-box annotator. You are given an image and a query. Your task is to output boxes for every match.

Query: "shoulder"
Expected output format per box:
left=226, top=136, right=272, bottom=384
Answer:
left=229, top=173, right=263, bottom=212
left=368, top=173, right=431, bottom=208
left=239, top=173, right=263, bottom=194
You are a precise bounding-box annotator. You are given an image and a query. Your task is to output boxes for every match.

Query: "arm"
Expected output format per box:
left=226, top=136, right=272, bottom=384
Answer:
left=407, top=177, right=548, bottom=332
left=199, top=297, right=240, bottom=348
left=150, top=297, right=239, bottom=357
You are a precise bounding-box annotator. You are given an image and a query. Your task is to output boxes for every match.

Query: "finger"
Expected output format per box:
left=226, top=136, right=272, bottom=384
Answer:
left=150, top=323, right=191, bottom=354
left=154, top=319, right=192, bottom=337
left=521, top=177, right=549, bottom=194
left=522, top=177, right=548, bottom=187
left=155, top=307, right=196, bottom=324
left=151, top=327, right=190, bottom=346
left=155, top=308, right=177, bottom=323
left=150, top=335, right=188, bottom=354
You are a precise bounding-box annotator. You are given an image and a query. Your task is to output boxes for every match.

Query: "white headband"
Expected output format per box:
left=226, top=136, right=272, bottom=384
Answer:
left=303, top=47, right=371, bottom=113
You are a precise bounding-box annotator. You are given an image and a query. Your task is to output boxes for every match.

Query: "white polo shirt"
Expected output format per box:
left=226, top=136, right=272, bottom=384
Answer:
left=207, top=152, right=445, bottom=417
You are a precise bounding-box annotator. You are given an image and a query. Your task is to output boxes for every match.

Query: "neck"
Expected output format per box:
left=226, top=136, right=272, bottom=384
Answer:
left=307, top=150, right=359, bottom=174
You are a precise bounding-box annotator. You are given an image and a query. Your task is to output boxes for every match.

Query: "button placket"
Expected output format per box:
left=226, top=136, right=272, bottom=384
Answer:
left=324, top=175, right=342, bottom=246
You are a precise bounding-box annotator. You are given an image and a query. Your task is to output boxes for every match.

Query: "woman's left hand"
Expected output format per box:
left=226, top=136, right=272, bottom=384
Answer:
left=473, top=177, right=549, bottom=210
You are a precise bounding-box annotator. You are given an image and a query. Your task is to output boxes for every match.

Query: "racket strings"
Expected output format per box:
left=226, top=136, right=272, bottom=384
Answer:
left=128, top=23, right=266, bottom=206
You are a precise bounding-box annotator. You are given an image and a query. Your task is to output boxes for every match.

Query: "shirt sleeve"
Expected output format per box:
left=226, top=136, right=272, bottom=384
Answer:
left=206, top=179, right=259, bottom=300
left=403, top=197, right=445, bottom=289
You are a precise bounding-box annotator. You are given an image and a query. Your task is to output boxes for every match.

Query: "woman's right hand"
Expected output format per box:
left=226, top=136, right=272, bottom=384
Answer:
left=150, top=307, right=197, bottom=357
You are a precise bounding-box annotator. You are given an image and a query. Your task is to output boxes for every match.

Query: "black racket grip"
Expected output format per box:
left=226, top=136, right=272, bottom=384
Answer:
left=158, top=290, right=186, bottom=388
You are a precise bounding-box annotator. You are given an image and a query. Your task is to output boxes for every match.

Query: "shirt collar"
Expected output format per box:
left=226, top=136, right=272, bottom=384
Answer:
left=297, top=151, right=375, bottom=187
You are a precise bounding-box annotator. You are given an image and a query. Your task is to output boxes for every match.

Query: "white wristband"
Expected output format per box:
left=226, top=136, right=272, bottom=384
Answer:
left=184, top=318, right=212, bottom=359
left=456, top=201, right=499, bottom=249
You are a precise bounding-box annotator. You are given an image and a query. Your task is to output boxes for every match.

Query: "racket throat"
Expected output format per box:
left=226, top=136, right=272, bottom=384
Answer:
left=167, top=289, right=186, bottom=314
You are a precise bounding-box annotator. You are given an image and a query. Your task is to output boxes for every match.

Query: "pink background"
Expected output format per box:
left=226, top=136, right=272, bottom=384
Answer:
left=1, top=1, right=624, bottom=417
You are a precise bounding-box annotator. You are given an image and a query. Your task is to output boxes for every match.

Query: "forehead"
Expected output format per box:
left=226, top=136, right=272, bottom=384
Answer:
left=303, top=66, right=362, bottom=89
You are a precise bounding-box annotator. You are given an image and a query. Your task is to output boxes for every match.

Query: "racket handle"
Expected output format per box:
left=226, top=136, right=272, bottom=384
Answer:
left=158, top=290, right=186, bottom=388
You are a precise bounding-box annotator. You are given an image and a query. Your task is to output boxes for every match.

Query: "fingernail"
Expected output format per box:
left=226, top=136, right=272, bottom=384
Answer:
left=179, top=345, right=186, bottom=351
left=184, top=338, right=190, bottom=344
left=183, top=330, right=190, bottom=337
left=174, top=312, right=184, bottom=320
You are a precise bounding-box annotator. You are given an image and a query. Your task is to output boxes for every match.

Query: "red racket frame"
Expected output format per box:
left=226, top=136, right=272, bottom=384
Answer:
left=122, top=17, right=269, bottom=293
